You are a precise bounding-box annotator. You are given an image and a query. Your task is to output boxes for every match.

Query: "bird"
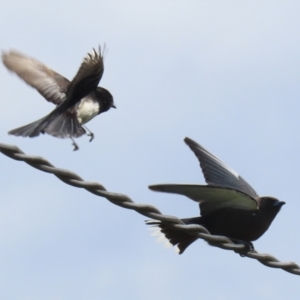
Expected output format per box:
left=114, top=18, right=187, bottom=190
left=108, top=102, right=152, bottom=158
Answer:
left=2, top=47, right=116, bottom=150
left=147, top=137, right=285, bottom=254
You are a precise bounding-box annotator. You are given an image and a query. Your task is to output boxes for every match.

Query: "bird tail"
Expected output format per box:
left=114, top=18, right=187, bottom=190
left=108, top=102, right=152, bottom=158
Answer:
left=146, top=217, right=203, bottom=254
left=8, top=116, right=47, bottom=137
left=43, top=111, right=85, bottom=138
left=8, top=111, right=86, bottom=138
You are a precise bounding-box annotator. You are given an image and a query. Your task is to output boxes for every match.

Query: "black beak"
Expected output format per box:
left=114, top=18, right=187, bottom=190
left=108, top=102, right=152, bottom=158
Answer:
left=274, top=201, right=285, bottom=207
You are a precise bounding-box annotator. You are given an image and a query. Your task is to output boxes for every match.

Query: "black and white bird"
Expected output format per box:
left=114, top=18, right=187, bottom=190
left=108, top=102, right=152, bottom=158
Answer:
left=2, top=47, right=116, bottom=150
left=147, top=137, right=285, bottom=254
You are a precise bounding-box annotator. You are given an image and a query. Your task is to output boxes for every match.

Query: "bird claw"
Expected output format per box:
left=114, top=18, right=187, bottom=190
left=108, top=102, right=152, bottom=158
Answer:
left=87, top=132, right=94, bottom=142
left=72, top=142, right=79, bottom=151
left=232, top=239, right=254, bottom=257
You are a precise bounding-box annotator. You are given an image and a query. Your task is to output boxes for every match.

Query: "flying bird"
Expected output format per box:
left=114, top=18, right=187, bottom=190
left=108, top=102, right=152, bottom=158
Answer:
left=2, top=47, right=116, bottom=150
left=147, top=137, right=285, bottom=254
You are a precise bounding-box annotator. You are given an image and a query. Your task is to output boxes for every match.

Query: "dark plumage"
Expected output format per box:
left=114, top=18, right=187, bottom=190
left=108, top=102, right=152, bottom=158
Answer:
left=147, top=137, right=285, bottom=254
left=2, top=47, right=115, bottom=150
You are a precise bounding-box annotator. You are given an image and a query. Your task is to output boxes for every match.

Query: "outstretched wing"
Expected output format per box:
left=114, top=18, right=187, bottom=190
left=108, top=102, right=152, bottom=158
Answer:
left=2, top=50, right=69, bottom=105
left=149, top=184, right=257, bottom=216
left=184, top=137, right=258, bottom=198
left=66, top=46, right=105, bottom=105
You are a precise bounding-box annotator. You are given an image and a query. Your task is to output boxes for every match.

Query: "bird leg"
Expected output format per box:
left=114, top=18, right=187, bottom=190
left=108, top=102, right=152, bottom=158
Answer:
left=83, top=125, right=94, bottom=142
left=70, top=138, right=79, bottom=151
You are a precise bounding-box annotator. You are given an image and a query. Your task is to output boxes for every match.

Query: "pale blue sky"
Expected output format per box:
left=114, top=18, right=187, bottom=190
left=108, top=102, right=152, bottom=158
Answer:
left=1, top=1, right=300, bottom=299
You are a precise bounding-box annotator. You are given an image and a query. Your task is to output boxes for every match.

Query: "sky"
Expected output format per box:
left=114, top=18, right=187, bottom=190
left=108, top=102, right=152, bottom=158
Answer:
left=0, top=1, right=300, bottom=299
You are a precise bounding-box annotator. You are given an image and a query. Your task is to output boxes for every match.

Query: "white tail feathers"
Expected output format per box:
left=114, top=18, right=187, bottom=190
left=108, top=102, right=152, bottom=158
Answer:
left=147, top=224, right=176, bottom=251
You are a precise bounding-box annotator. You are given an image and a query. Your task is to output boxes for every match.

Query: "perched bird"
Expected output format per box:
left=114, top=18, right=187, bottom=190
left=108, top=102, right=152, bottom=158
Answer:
left=2, top=47, right=116, bottom=150
left=147, top=137, right=285, bottom=254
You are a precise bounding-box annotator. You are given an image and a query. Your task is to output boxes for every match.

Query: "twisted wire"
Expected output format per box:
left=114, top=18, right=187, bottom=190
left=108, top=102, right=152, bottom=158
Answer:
left=0, top=142, right=299, bottom=276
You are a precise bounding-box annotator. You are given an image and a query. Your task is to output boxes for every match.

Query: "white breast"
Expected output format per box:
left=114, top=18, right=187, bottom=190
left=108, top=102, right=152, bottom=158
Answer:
left=76, top=100, right=100, bottom=124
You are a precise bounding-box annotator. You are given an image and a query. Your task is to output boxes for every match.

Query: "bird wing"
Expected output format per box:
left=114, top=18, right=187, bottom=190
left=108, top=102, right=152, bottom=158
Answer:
left=184, top=137, right=258, bottom=198
left=149, top=184, right=257, bottom=216
left=2, top=50, right=69, bottom=105
left=66, top=46, right=105, bottom=103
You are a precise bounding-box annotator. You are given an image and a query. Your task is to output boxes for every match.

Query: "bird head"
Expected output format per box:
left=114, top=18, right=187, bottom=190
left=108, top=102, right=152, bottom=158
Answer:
left=96, top=87, right=116, bottom=111
left=258, top=197, right=285, bottom=212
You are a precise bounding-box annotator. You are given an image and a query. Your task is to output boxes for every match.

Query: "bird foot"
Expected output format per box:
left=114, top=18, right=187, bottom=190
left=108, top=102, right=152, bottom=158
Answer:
left=231, top=239, right=254, bottom=257
left=72, top=142, right=79, bottom=151
left=87, top=132, right=94, bottom=142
